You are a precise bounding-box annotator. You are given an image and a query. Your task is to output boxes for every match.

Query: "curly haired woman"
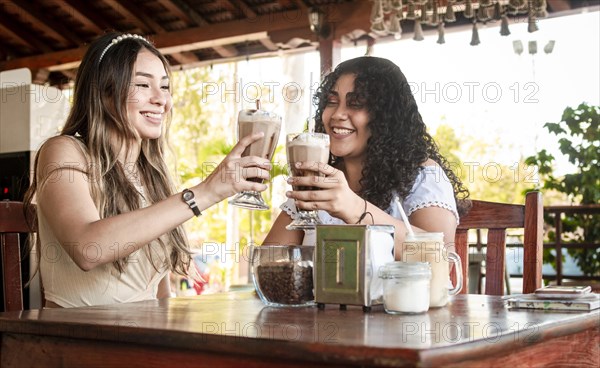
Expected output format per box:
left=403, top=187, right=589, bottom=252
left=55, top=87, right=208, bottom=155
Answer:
left=24, top=32, right=270, bottom=307
left=263, top=56, right=469, bottom=259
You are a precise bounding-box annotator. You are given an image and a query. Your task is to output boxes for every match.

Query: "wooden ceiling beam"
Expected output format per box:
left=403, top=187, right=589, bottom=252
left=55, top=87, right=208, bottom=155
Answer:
left=7, top=0, right=83, bottom=47
left=160, top=0, right=250, bottom=61
left=157, top=0, right=244, bottom=60
left=3, top=1, right=358, bottom=72
left=169, top=51, right=200, bottom=65
left=0, top=22, right=31, bottom=51
left=213, top=45, right=239, bottom=58
left=0, top=33, right=264, bottom=73
left=105, top=0, right=218, bottom=66
left=331, top=1, right=371, bottom=39
left=157, top=0, right=209, bottom=26
left=0, top=11, right=54, bottom=53
left=55, top=0, right=103, bottom=34
left=102, top=0, right=156, bottom=33
left=64, top=0, right=113, bottom=33
left=157, top=33, right=266, bottom=55
left=155, top=0, right=193, bottom=26
left=268, top=27, right=313, bottom=46
left=269, top=1, right=371, bottom=46
left=223, top=0, right=256, bottom=19
left=0, top=40, right=17, bottom=60
left=293, top=0, right=310, bottom=13
left=153, top=7, right=310, bottom=50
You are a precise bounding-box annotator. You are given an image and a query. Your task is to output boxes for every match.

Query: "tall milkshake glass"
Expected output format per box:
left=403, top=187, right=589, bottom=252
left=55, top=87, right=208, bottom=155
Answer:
left=229, top=101, right=281, bottom=210
left=286, top=132, right=330, bottom=230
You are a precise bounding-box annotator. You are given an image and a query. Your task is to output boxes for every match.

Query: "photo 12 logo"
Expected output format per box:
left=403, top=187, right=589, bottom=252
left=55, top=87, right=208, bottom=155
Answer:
left=1, top=82, right=64, bottom=104
left=409, top=82, right=540, bottom=104
left=199, top=78, right=319, bottom=105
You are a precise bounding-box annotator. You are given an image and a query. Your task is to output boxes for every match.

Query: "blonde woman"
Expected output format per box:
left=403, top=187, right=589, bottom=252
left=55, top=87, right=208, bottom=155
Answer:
left=24, top=32, right=270, bottom=308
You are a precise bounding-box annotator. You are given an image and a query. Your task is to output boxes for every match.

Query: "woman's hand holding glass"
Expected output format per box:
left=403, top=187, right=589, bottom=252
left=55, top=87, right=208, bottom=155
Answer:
left=286, top=161, right=364, bottom=224
left=201, top=132, right=272, bottom=203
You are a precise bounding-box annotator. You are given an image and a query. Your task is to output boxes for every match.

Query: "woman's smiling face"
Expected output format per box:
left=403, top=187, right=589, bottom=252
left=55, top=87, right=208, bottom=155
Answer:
left=127, top=48, right=172, bottom=140
left=321, top=73, right=371, bottom=161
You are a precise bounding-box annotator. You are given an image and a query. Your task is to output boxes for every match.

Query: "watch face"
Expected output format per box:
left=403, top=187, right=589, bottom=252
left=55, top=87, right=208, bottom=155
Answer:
left=183, top=190, right=194, bottom=201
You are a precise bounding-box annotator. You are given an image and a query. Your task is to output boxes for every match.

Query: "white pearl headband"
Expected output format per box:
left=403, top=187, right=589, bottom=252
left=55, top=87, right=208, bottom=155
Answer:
left=98, top=34, right=149, bottom=63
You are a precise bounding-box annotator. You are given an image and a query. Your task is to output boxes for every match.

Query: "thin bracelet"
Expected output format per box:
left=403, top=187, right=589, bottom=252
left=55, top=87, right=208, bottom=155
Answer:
left=356, top=198, right=374, bottom=224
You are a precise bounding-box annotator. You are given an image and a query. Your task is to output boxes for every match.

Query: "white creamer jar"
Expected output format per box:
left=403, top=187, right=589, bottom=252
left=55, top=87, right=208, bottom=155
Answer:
left=378, top=262, right=431, bottom=314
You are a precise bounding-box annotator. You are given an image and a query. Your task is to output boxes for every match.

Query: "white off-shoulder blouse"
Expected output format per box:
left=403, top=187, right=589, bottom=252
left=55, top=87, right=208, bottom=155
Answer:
left=280, top=165, right=459, bottom=300
left=281, top=165, right=459, bottom=246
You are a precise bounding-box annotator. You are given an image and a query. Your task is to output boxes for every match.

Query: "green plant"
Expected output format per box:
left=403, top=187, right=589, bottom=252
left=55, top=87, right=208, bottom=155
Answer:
left=433, top=123, right=532, bottom=205
left=525, top=102, right=600, bottom=276
left=170, top=66, right=287, bottom=249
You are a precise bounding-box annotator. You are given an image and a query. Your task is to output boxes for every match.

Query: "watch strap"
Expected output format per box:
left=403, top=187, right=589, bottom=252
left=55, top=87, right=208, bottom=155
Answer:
left=182, top=189, right=202, bottom=217
left=188, top=202, right=201, bottom=217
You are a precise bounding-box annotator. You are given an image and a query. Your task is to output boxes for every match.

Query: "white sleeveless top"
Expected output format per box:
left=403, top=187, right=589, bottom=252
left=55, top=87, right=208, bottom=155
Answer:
left=39, top=187, right=169, bottom=308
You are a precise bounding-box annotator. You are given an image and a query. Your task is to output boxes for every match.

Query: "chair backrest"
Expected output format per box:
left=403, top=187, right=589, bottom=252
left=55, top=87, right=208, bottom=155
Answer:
left=454, top=191, right=543, bottom=295
left=0, top=200, right=36, bottom=311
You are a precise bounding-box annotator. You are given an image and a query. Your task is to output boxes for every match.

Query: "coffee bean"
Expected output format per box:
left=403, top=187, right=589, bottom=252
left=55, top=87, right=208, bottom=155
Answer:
left=256, top=262, right=314, bottom=305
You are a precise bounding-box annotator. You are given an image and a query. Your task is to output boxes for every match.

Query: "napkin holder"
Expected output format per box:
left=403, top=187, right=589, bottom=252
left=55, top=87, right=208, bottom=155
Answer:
left=314, top=224, right=395, bottom=312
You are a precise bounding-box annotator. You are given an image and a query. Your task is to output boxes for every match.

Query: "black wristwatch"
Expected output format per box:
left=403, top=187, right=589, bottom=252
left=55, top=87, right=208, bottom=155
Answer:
left=182, top=189, right=201, bottom=217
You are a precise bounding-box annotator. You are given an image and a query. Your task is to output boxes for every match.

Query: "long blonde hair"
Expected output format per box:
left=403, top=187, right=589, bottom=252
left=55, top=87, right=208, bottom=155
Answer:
left=25, top=32, right=191, bottom=275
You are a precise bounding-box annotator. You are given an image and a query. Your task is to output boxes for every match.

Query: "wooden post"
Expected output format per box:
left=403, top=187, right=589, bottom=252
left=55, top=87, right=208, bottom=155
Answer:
left=318, top=34, right=340, bottom=78
left=523, top=191, right=544, bottom=293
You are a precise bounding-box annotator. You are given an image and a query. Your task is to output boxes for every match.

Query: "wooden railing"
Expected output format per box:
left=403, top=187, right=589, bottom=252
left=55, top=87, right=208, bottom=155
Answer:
left=543, top=204, right=600, bottom=285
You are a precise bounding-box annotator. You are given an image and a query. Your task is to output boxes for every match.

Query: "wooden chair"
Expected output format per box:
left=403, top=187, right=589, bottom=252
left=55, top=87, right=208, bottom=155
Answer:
left=454, top=191, right=544, bottom=295
left=0, top=200, right=36, bottom=311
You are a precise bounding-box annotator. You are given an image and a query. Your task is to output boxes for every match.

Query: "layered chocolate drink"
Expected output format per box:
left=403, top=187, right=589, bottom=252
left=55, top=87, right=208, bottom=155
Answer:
left=285, top=132, right=330, bottom=230
left=286, top=133, right=330, bottom=191
left=229, top=101, right=281, bottom=211
left=238, top=108, right=282, bottom=183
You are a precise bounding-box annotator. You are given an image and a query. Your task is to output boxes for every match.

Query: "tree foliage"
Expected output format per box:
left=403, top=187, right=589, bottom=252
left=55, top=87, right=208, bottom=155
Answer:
left=170, top=66, right=285, bottom=249
left=433, top=124, right=532, bottom=205
left=525, top=103, right=600, bottom=276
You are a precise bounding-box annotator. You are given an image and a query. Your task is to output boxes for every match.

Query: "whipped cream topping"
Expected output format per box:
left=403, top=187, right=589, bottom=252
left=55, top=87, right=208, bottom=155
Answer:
left=288, top=132, right=329, bottom=147
left=238, top=109, right=281, bottom=123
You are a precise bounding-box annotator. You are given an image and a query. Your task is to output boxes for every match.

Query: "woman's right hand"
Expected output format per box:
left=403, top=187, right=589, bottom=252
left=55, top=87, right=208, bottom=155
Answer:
left=197, top=132, right=272, bottom=203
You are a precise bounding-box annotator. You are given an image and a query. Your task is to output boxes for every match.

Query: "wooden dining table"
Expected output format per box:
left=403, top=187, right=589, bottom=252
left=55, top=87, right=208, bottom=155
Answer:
left=0, top=291, right=598, bottom=367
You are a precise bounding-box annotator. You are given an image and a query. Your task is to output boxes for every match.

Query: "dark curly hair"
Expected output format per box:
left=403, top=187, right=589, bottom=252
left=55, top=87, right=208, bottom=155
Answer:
left=313, top=56, right=470, bottom=215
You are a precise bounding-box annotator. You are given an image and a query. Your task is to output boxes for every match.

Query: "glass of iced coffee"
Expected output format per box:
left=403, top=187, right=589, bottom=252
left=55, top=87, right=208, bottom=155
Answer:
left=229, top=101, right=281, bottom=210
left=285, top=132, right=330, bottom=230
left=400, top=232, right=462, bottom=308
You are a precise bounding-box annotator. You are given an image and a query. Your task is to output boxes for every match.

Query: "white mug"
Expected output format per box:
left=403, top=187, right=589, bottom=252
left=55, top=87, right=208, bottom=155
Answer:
left=400, top=232, right=462, bottom=307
